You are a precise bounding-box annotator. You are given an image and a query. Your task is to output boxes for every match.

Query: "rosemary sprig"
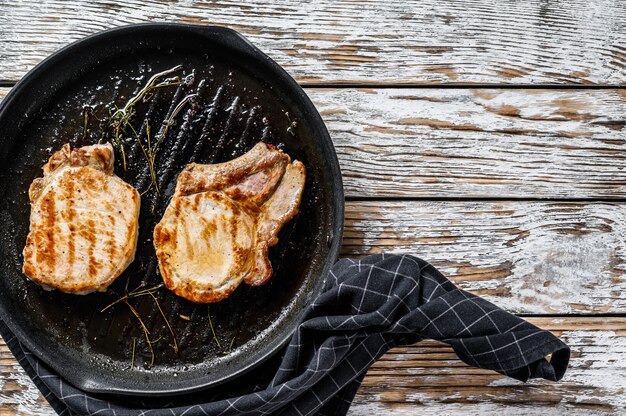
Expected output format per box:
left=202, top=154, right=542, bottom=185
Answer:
left=153, top=93, right=198, bottom=158
left=100, top=283, right=163, bottom=313
left=134, top=120, right=160, bottom=193
left=106, top=65, right=184, bottom=170
left=110, top=65, right=183, bottom=123
left=101, top=282, right=179, bottom=366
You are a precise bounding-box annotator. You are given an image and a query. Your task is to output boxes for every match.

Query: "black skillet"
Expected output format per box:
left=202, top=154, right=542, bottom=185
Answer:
left=0, top=24, right=343, bottom=396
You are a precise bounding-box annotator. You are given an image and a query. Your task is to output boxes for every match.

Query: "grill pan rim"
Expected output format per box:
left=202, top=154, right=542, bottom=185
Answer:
left=0, top=23, right=345, bottom=396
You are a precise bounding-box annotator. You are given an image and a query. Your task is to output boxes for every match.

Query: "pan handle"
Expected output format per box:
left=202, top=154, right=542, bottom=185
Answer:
left=197, top=25, right=268, bottom=61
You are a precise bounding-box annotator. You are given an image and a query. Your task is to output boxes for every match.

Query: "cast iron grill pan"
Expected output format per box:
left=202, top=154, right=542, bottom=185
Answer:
left=0, top=24, right=344, bottom=396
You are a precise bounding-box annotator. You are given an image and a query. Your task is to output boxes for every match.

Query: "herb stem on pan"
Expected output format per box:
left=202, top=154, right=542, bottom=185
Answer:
left=129, top=285, right=164, bottom=298
left=145, top=121, right=157, bottom=193
left=82, top=107, right=90, bottom=140
left=228, top=336, right=236, bottom=354
left=140, top=184, right=153, bottom=196
left=207, top=307, right=237, bottom=355
left=285, top=111, right=297, bottom=137
left=153, top=93, right=198, bottom=158
left=207, top=306, right=222, bottom=350
left=134, top=120, right=160, bottom=194
left=117, top=295, right=155, bottom=368
left=106, top=65, right=184, bottom=171
left=100, top=283, right=180, bottom=367
left=130, top=338, right=136, bottom=368
left=148, top=291, right=179, bottom=353
left=112, top=125, right=128, bottom=171
left=111, top=65, right=183, bottom=122
left=99, top=283, right=163, bottom=313
left=149, top=336, right=163, bottom=344
left=82, top=106, right=102, bottom=141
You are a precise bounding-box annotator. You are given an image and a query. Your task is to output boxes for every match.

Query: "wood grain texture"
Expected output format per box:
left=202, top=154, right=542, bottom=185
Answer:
left=0, top=336, right=52, bottom=416
left=350, top=317, right=626, bottom=415
left=311, top=88, right=626, bottom=199
left=1, top=87, right=625, bottom=199
left=344, top=201, right=626, bottom=314
left=0, top=0, right=625, bottom=85
left=1, top=318, right=623, bottom=415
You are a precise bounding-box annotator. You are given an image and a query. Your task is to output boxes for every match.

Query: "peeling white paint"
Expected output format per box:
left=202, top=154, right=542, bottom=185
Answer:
left=1, top=1, right=625, bottom=84
left=308, top=88, right=626, bottom=199
left=0, top=367, right=54, bottom=416
left=348, top=401, right=608, bottom=416
left=561, top=330, right=626, bottom=409
left=345, top=201, right=626, bottom=314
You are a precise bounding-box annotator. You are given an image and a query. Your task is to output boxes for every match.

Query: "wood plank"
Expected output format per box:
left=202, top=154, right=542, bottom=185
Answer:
left=311, top=88, right=626, bottom=199
left=1, top=0, right=625, bottom=85
left=344, top=201, right=626, bottom=314
left=1, top=87, right=625, bottom=199
left=350, top=317, right=626, bottom=415
left=1, top=318, right=623, bottom=414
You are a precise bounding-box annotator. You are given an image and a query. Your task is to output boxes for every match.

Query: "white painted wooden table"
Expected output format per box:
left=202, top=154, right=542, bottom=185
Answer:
left=0, top=1, right=625, bottom=414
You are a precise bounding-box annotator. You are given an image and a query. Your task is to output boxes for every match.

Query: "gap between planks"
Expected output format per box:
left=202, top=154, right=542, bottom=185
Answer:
left=2, top=81, right=626, bottom=90
left=304, top=84, right=626, bottom=90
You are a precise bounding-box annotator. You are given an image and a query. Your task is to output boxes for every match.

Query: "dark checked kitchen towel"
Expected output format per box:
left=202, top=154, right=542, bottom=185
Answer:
left=0, top=254, right=570, bottom=416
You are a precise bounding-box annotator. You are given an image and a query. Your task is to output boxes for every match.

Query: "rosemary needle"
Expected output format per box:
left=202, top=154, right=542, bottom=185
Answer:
left=130, top=338, right=136, bottom=368
left=133, top=119, right=159, bottom=194
left=110, top=65, right=183, bottom=121
left=153, top=93, right=197, bottom=158
left=82, top=108, right=90, bottom=140
left=207, top=306, right=222, bottom=351
left=120, top=297, right=155, bottom=368
left=149, top=292, right=179, bottom=353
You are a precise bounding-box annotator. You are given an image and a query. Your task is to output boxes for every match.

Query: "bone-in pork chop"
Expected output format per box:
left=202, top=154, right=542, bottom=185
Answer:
left=22, top=143, right=140, bottom=294
left=154, top=142, right=305, bottom=303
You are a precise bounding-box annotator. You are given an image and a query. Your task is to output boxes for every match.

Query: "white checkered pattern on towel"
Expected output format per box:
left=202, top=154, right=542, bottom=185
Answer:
left=0, top=254, right=570, bottom=416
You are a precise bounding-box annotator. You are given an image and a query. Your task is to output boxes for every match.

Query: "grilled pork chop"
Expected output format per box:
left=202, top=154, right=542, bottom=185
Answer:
left=154, top=142, right=305, bottom=303
left=22, top=143, right=140, bottom=294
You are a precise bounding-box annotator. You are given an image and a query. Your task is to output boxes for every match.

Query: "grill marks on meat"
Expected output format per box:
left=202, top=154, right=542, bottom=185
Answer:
left=154, top=142, right=305, bottom=303
left=21, top=140, right=302, bottom=301
left=22, top=143, right=140, bottom=294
